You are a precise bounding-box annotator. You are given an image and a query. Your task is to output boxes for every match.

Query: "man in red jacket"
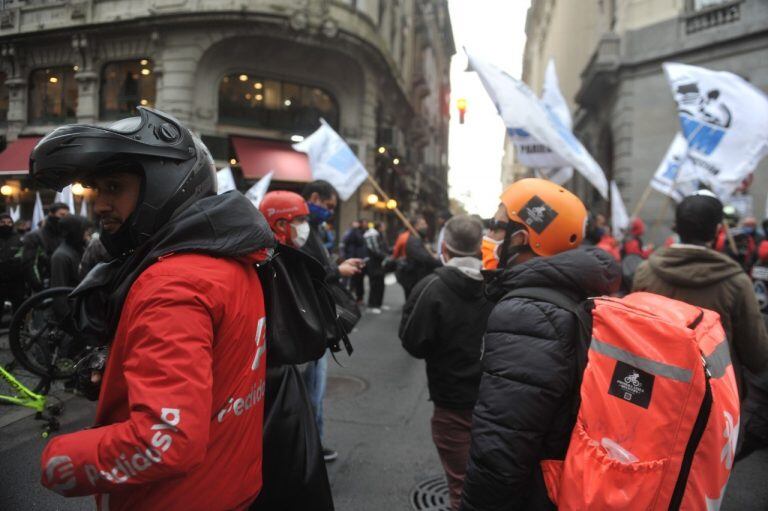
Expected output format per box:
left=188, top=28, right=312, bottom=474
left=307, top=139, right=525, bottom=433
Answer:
left=31, top=107, right=276, bottom=511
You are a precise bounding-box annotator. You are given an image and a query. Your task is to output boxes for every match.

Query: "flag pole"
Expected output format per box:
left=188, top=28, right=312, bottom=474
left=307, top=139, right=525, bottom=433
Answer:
left=631, top=184, right=653, bottom=219
left=722, top=221, right=738, bottom=254
left=365, top=174, right=421, bottom=238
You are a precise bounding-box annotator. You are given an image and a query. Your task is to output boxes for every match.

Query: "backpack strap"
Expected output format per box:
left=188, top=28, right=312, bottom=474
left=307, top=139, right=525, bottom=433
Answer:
left=503, top=287, right=593, bottom=414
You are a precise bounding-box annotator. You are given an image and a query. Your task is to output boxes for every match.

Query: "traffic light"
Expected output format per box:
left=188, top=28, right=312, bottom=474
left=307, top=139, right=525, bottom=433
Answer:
left=457, top=98, right=467, bottom=124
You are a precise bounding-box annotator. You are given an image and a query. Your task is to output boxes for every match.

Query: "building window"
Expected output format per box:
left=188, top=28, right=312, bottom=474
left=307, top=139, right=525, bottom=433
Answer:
left=100, top=59, right=156, bottom=120
left=691, top=0, right=731, bottom=10
left=0, top=71, right=8, bottom=124
left=218, top=73, right=339, bottom=134
left=28, top=67, right=78, bottom=125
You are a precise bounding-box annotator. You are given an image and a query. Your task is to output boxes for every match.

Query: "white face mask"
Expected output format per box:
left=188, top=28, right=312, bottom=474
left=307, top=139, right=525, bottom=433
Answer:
left=291, top=221, right=310, bottom=248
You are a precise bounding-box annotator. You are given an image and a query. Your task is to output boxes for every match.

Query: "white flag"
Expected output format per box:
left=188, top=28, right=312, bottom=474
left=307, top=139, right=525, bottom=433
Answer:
left=9, top=204, right=20, bottom=222
left=217, top=166, right=237, bottom=195
left=79, top=198, right=88, bottom=217
left=610, top=181, right=630, bottom=235
left=293, top=119, right=369, bottom=201
left=32, top=192, right=44, bottom=231
left=651, top=133, right=704, bottom=202
left=55, top=185, right=76, bottom=212
left=536, top=167, right=574, bottom=185
left=467, top=50, right=608, bottom=198
left=245, top=171, right=274, bottom=209
left=663, top=62, right=768, bottom=197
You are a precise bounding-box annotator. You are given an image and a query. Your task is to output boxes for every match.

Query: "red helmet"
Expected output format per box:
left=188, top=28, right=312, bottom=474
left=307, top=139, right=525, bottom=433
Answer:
left=259, top=191, right=310, bottom=243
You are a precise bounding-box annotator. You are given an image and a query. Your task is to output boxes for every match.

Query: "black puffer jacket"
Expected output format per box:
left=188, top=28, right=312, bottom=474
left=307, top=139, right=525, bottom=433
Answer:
left=460, top=247, right=620, bottom=511
left=399, top=264, right=494, bottom=409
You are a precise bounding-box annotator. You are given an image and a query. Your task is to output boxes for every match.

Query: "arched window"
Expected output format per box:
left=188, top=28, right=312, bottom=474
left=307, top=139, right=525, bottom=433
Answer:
left=100, top=59, right=157, bottom=120
left=0, top=71, right=8, bottom=124
left=218, top=73, right=339, bottom=134
left=28, top=66, right=78, bottom=125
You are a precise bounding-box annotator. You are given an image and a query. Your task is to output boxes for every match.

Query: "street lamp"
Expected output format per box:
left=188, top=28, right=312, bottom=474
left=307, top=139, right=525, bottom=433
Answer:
left=0, top=184, right=14, bottom=196
left=392, top=158, right=400, bottom=165
left=366, top=194, right=379, bottom=205
left=386, top=199, right=397, bottom=210
left=71, top=183, right=85, bottom=195
left=377, top=146, right=386, bottom=154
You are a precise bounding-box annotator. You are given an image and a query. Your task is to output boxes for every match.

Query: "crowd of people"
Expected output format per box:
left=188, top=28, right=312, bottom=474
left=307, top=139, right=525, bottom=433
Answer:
left=2, top=106, right=764, bottom=510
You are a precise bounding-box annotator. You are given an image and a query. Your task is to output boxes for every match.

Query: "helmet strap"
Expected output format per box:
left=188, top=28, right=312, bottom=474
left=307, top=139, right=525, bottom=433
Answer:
left=497, top=220, right=529, bottom=269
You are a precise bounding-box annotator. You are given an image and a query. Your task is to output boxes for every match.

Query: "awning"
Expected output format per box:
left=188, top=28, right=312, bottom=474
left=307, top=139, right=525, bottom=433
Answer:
left=231, top=136, right=312, bottom=182
left=0, top=137, right=42, bottom=176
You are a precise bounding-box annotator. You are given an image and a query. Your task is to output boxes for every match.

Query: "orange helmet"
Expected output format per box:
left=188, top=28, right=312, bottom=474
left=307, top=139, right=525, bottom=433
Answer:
left=500, top=178, right=587, bottom=256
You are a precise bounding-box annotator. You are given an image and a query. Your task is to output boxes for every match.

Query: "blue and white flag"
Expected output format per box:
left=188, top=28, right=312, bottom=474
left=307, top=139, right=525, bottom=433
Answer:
left=663, top=62, right=768, bottom=197
left=293, top=119, right=369, bottom=201
left=651, top=133, right=704, bottom=203
left=245, top=170, right=274, bottom=209
left=467, top=50, right=608, bottom=198
left=216, top=166, right=237, bottom=195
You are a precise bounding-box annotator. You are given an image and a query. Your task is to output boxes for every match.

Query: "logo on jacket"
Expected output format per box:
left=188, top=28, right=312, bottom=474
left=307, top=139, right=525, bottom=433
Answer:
left=608, top=361, right=655, bottom=409
left=45, top=456, right=77, bottom=494
left=518, top=195, right=558, bottom=234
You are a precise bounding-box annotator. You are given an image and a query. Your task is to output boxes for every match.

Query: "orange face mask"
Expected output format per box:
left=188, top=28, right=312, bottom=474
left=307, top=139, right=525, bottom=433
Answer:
left=481, top=236, right=501, bottom=270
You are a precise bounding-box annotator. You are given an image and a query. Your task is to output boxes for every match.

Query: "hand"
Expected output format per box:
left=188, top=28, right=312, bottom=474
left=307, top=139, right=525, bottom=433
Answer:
left=339, top=258, right=363, bottom=277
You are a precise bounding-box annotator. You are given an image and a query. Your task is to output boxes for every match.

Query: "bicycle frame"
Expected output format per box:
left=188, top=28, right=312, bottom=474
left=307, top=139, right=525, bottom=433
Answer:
left=0, top=364, right=46, bottom=412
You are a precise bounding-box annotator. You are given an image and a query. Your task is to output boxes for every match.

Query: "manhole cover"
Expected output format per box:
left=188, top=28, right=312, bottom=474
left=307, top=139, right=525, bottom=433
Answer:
left=325, top=375, right=368, bottom=398
left=410, top=475, right=450, bottom=511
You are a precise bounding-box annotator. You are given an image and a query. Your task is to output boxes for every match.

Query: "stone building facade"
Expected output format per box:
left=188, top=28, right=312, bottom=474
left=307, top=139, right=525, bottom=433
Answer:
left=506, top=0, right=768, bottom=240
left=0, top=0, right=454, bottom=234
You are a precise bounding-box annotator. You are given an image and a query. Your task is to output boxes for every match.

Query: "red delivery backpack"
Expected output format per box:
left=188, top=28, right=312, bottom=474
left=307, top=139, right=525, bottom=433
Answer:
left=510, top=290, right=740, bottom=510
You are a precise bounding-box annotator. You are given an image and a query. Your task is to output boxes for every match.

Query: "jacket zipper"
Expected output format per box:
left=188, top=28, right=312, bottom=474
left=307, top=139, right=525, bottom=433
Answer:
left=668, top=356, right=713, bottom=510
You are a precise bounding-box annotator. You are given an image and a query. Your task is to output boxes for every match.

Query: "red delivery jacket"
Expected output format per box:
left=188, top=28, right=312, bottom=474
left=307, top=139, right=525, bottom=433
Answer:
left=41, top=252, right=267, bottom=511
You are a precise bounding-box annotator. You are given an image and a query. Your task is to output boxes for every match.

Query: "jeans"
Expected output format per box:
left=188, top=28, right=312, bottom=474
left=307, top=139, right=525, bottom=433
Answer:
left=303, top=350, right=328, bottom=441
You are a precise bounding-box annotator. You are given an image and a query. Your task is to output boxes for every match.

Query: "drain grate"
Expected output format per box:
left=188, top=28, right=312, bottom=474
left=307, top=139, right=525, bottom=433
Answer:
left=410, top=475, right=450, bottom=511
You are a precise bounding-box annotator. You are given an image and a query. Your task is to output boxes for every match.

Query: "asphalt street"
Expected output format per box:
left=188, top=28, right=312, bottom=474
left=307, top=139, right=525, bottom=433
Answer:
left=1, top=279, right=767, bottom=510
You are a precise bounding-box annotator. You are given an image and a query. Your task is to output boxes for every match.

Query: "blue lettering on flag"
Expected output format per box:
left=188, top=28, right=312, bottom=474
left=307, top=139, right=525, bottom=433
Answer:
left=662, top=161, right=680, bottom=181
left=507, top=128, right=530, bottom=138
left=326, top=145, right=358, bottom=174
left=679, top=114, right=725, bottom=156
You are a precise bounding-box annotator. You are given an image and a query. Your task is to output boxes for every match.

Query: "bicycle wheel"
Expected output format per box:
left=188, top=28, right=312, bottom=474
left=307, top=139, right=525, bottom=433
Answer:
left=8, top=287, right=78, bottom=380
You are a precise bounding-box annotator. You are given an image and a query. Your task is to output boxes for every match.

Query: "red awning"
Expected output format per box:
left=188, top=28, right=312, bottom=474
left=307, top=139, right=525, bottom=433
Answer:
left=231, top=136, right=312, bottom=182
left=0, top=137, right=42, bottom=175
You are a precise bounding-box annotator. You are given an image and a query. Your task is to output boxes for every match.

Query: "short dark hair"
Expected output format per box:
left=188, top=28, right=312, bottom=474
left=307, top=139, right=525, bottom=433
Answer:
left=48, top=202, right=70, bottom=215
left=675, top=193, right=724, bottom=244
left=301, top=180, right=338, bottom=201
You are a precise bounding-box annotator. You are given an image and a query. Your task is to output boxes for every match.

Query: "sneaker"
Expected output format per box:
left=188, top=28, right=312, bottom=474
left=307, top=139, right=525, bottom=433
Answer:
left=323, top=447, right=338, bottom=462
left=368, top=307, right=382, bottom=314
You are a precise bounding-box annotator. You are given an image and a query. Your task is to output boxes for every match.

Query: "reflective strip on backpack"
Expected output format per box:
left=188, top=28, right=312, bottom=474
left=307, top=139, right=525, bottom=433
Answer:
left=703, top=340, right=731, bottom=379
left=590, top=337, right=693, bottom=383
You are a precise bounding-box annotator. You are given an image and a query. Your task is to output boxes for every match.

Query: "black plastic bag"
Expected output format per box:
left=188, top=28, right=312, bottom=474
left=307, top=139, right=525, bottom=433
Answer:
left=250, top=365, right=334, bottom=511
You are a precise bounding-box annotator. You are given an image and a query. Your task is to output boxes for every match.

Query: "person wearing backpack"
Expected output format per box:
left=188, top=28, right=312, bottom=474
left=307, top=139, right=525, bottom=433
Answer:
left=459, top=179, right=621, bottom=511
left=399, top=215, right=494, bottom=511
left=633, top=191, right=768, bottom=397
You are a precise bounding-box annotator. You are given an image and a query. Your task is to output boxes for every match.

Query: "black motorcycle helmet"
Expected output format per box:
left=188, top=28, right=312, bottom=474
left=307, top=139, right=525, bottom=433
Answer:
left=30, top=107, right=217, bottom=256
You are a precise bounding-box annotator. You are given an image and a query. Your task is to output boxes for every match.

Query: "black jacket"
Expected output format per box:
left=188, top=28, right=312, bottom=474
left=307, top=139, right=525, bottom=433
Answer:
left=0, top=229, right=23, bottom=282
left=396, top=235, right=440, bottom=293
left=303, top=222, right=340, bottom=283
left=460, top=247, right=620, bottom=511
left=22, top=220, right=63, bottom=290
left=399, top=264, right=493, bottom=409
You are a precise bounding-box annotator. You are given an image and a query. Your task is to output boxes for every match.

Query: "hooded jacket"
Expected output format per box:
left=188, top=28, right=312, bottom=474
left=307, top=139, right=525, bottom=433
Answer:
left=0, top=226, right=23, bottom=281
left=22, top=216, right=64, bottom=290
left=41, top=192, right=275, bottom=511
left=50, top=215, right=90, bottom=320
left=633, top=244, right=768, bottom=394
left=460, top=248, right=620, bottom=511
left=399, top=260, right=494, bottom=409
